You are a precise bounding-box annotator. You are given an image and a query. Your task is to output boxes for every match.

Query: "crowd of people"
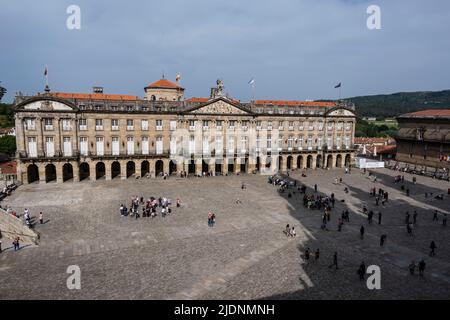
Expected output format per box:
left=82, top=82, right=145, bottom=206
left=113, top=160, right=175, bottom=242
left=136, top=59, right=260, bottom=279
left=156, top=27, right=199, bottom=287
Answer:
left=119, top=196, right=181, bottom=219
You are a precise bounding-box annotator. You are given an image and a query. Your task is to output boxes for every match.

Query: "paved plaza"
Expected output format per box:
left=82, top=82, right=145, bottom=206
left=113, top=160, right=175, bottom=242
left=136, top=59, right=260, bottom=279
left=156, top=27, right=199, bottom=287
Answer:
left=0, top=168, right=449, bottom=299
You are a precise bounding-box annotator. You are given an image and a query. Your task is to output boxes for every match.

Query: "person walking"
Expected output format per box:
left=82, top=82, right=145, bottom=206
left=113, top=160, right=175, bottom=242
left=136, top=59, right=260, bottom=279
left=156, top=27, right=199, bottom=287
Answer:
left=314, top=184, right=318, bottom=193
left=433, top=210, right=439, bottom=222
left=380, top=234, right=387, bottom=247
left=413, top=211, right=418, bottom=225
left=378, top=211, right=382, bottom=225
left=429, top=241, right=437, bottom=257
left=13, top=237, right=20, bottom=251
left=304, top=247, right=310, bottom=263
left=207, top=212, right=212, bottom=227
left=407, top=223, right=413, bottom=235
left=418, top=259, right=426, bottom=277
left=211, top=213, right=216, bottom=227
left=328, top=251, right=339, bottom=270
left=314, top=249, right=320, bottom=262
left=360, top=226, right=365, bottom=240
left=405, top=212, right=410, bottom=224
left=409, top=261, right=416, bottom=275
left=39, top=212, right=44, bottom=224
left=443, top=214, right=447, bottom=227
left=368, top=211, right=373, bottom=224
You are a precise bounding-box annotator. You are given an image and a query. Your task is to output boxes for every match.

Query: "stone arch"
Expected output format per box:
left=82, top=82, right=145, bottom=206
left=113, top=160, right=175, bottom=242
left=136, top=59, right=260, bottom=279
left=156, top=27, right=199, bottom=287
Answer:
left=306, top=155, right=313, bottom=169
left=327, top=154, right=333, bottom=169
left=45, top=164, right=57, bottom=183
left=228, top=158, right=235, bottom=173
left=96, top=162, right=106, bottom=180
left=111, top=161, right=121, bottom=179
left=27, top=164, right=39, bottom=183
left=287, top=156, right=293, bottom=170
left=316, top=155, right=322, bottom=168
left=336, top=154, right=343, bottom=168
left=79, top=162, right=90, bottom=181
left=155, top=160, right=164, bottom=176
left=126, top=161, right=136, bottom=178
left=278, top=156, right=283, bottom=172
left=141, top=160, right=150, bottom=177
left=240, top=157, right=248, bottom=173
left=297, top=155, right=304, bottom=169
left=169, top=160, right=177, bottom=175
left=62, top=163, right=73, bottom=182
left=345, top=154, right=351, bottom=167
left=202, top=159, right=209, bottom=173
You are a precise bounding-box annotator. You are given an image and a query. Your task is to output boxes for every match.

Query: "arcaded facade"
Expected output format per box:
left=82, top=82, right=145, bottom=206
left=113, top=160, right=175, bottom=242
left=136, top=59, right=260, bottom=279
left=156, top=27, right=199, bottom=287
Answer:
left=14, top=79, right=357, bottom=184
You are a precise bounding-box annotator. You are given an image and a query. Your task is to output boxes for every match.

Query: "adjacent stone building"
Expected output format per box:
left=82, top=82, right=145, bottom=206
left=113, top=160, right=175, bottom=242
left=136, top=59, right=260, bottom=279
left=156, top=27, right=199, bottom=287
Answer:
left=396, top=109, right=450, bottom=169
left=13, top=78, right=357, bottom=184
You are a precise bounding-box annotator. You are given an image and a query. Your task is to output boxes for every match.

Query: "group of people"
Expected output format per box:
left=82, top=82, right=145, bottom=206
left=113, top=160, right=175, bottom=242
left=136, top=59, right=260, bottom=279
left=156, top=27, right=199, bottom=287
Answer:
left=119, top=196, right=181, bottom=219
left=284, top=224, right=296, bottom=237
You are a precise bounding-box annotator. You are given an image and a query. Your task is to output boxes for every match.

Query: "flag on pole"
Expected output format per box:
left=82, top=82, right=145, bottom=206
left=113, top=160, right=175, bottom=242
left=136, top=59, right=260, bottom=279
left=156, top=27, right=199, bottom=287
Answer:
left=176, top=73, right=181, bottom=82
left=334, top=82, right=341, bottom=88
left=248, top=78, right=255, bottom=85
left=44, top=65, right=48, bottom=76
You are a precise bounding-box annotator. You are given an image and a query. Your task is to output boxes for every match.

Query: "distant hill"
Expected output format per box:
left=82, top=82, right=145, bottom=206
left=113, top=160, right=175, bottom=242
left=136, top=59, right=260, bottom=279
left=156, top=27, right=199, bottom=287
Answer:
left=346, top=89, right=450, bottom=118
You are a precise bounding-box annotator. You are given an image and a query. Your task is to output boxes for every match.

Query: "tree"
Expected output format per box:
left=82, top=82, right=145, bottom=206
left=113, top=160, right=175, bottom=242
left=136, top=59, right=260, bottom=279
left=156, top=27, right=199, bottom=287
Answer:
left=0, top=135, right=16, bottom=156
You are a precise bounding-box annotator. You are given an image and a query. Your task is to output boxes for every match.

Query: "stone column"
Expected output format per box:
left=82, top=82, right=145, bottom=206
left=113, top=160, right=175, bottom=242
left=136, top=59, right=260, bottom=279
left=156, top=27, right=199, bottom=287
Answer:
left=39, top=164, right=46, bottom=183
left=135, top=160, right=142, bottom=178
left=73, top=161, right=80, bottom=182
left=195, top=158, right=202, bottom=175
left=120, top=160, right=127, bottom=180
left=208, top=158, right=215, bottom=175
left=222, top=157, right=229, bottom=175
left=56, top=163, right=63, bottom=183
left=105, top=161, right=112, bottom=180
left=149, top=159, right=156, bottom=178
left=90, top=162, right=97, bottom=182
left=234, top=157, right=241, bottom=174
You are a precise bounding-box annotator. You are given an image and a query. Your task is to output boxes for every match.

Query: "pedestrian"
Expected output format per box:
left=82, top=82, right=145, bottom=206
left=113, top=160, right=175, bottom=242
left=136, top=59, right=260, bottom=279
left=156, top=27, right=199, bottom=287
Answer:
left=304, top=247, right=310, bottom=262
left=368, top=211, right=373, bottom=224
left=357, top=261, right=366, bottom=280
left=429, top=241, right=437, bottom=257
left=207, top=212, right=212, bottom=227
left=13, top=237, right=20, bottom=251
left=211, top=213, right=216, bottom=227
left=418, top=259, right=426, bottom=277
left=405, top=211, right=410, bottom=224
left=433, top=210, right=438, bottom=222
left=443, top=214, right=447, bottom=227
left=328, top=251, right=339, bottom=270
left=406, top=188, right=410, bottom=197
left=314, top=184, right=317, bottom=192
left=409, top=261, right=416, bottom=275
left=285, top=224, right=290, bottom=237
left=314, top=248, right=320, bottom=262
left=290, top=226, right=296, bottom=237
left=338, top=218, right=343, bottom=232
left=413, top=211, right=418, bottom=225
left=360, top=226, right=365, bottom=240
left=407, top=223, right=413, bottom=235
left=39, top=212, right=43, bottom=224
left=380, top=234, right=387, bottom=246
left=176, top=198, right=181, bottom=208
left=378, top=211, right=382, bottom=225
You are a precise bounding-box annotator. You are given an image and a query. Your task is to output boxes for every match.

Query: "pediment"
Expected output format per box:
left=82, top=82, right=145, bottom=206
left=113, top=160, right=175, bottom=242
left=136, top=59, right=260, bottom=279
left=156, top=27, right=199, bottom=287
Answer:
left=187, top=99, right=251, bottom=115
left=16, top=98, right=76, bottom=112
left=327, top=108, right=355, bottom=117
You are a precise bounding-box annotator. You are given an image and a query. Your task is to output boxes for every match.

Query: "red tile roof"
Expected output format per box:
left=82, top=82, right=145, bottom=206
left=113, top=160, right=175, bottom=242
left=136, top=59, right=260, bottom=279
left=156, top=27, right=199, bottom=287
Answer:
left=186, top=97, right=241, bottom=104
left=255, top=100, right=336, bottom=107
left=401, top=109, right=450, bottom=118
left=50, top=92, right=139, bottom=101
left=354, top=137, right=393, bottom=145
left=145, top=79, right=183, bottom=89
left=0, top=161, right=17, bottom=175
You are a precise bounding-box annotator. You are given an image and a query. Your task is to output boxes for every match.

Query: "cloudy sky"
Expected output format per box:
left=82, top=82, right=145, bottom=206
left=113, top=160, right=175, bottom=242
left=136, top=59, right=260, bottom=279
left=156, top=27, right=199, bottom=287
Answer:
left=1, top=0, right=450, bottom=102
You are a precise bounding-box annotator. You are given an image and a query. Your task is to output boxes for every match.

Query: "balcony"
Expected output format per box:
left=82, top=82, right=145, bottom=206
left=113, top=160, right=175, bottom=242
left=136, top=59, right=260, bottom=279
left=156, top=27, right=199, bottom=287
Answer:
left=79, top=125, right=87, bottom=131
left=111, top=126, right=119, bottom=131
left=44, top=125, right=54, bottom=131
left=189, top=126, right=195, bottom=131
left=127, top=126, right=134, bottom=131
left=95, top=125, right=103, bottom=131
left=267, top=126, right=272, bottom=131
left=299, top=126, right=304, bottom=131
left=156, top=126, right=163, bottom=131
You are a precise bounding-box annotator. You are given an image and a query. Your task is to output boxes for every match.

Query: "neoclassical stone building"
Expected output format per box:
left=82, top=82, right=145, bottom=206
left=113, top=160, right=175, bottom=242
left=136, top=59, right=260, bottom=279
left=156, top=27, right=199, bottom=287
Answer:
left=14, top=78, right=357, bottom=183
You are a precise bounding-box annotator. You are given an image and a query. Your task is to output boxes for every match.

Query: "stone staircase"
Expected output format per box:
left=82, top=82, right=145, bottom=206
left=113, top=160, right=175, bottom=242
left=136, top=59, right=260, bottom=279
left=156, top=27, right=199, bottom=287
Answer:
left=0, top=208, right=39, bottom=246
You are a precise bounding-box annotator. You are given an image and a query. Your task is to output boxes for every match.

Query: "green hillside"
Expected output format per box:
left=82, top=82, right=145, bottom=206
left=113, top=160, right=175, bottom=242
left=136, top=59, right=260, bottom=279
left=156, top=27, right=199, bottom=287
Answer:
left=347, top=89, right=450, bottom=118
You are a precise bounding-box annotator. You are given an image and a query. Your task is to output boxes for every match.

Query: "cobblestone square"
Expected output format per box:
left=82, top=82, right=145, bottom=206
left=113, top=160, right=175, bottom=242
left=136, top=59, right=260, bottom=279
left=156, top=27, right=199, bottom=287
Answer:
left=0, top=168, right=449, bottom=299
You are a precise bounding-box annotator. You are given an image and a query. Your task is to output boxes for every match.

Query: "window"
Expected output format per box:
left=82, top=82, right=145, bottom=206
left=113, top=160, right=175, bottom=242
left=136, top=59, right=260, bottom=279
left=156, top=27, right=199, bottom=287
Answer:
left=277, top=135, right=283, bottom=151
left=308, top=121, right=315, bottom=131
left=189, top=120, right=196, bottom=131
left=227, top=136, right=235, bottom=154
left=336, top=136, right=341, bottom=149
left=63, top=137, right=72, bottom=156
left=318, top=122, right=324, bottom=131
left=45, top=137, right=54, bottom=157
left=344, top=136, right=350, bottom=149
left=267, top=135, right=272, bottom=150
left=80, top=137, right=88, bottom=156
left=111, top=119, right=119, bottom=131
left=242, top=121, right=248, bottom=131
left=126, top=106, right=134, bottom=111
left=79, top=119, right=87, bottom=130
left=44, top=118, right=53, bottom=130
left=241, top=136, right=248, bottom=153
left=27, top=137, right=37, bottom=157
left=256, top=135, right=261, bottom=152
left=278, top=121, right=284, bottom=130
left=111, top=137, right=120, bottom=155
left=298, top=136, right=304, bottom=150
left=318, top=137, right=323, bottom=150
left=141, top=120, right=149, bottom=131
left=25, top=118, right=36, bottom=130
left=141, top=106, right=148, bottom=111
left=95, top=119, right=103, bottom=130
left=288, top=121, right=294, bottom=131
left=216, top=120, right=222, bottom=129
left=203, top=120, right=209, bottom=130
left=229, top=120, right=236, bottom=130
left=156, top=136, right=163, bottom=155
left=215, top=135, right=223, bottom=154
left=307, top=136, right=313, bottom=150
left=94, top=105, right=102, bottom=111
left=156, top=120, right=163, bottom=131
left=79, top=105, right=86, bottom=111
left=345, top=122, right=351, bottom=131
left=299, top=121, right=304, bottom=131
left=327, top=122, right=333, bottom=131
left=62, top=119, right=71, bottom=131
left=170, top=120, right=177, bottom=131
left=127, top=137, right=134, bottom=155
left=337, top=122, right=343, bottom=131
left=327, top=135, right=332, bottom=149
left=141, top=137, right=149, bottom=155
left=203, top=137, right=209, bottom=154
left=111, top=106, right=118, bottom=111
left=96, top=137, right=104, bottom=156
left=170, top=136, right=176, bottom=155
left=256, top=121, right=261, bottom=130
left=127, top=119, right=134, bottom=131
left=267, top=121, right=272, bottom=131
left=189, top=135, right=195, bottom=154
left=288, top=135, right=293, bottom=150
